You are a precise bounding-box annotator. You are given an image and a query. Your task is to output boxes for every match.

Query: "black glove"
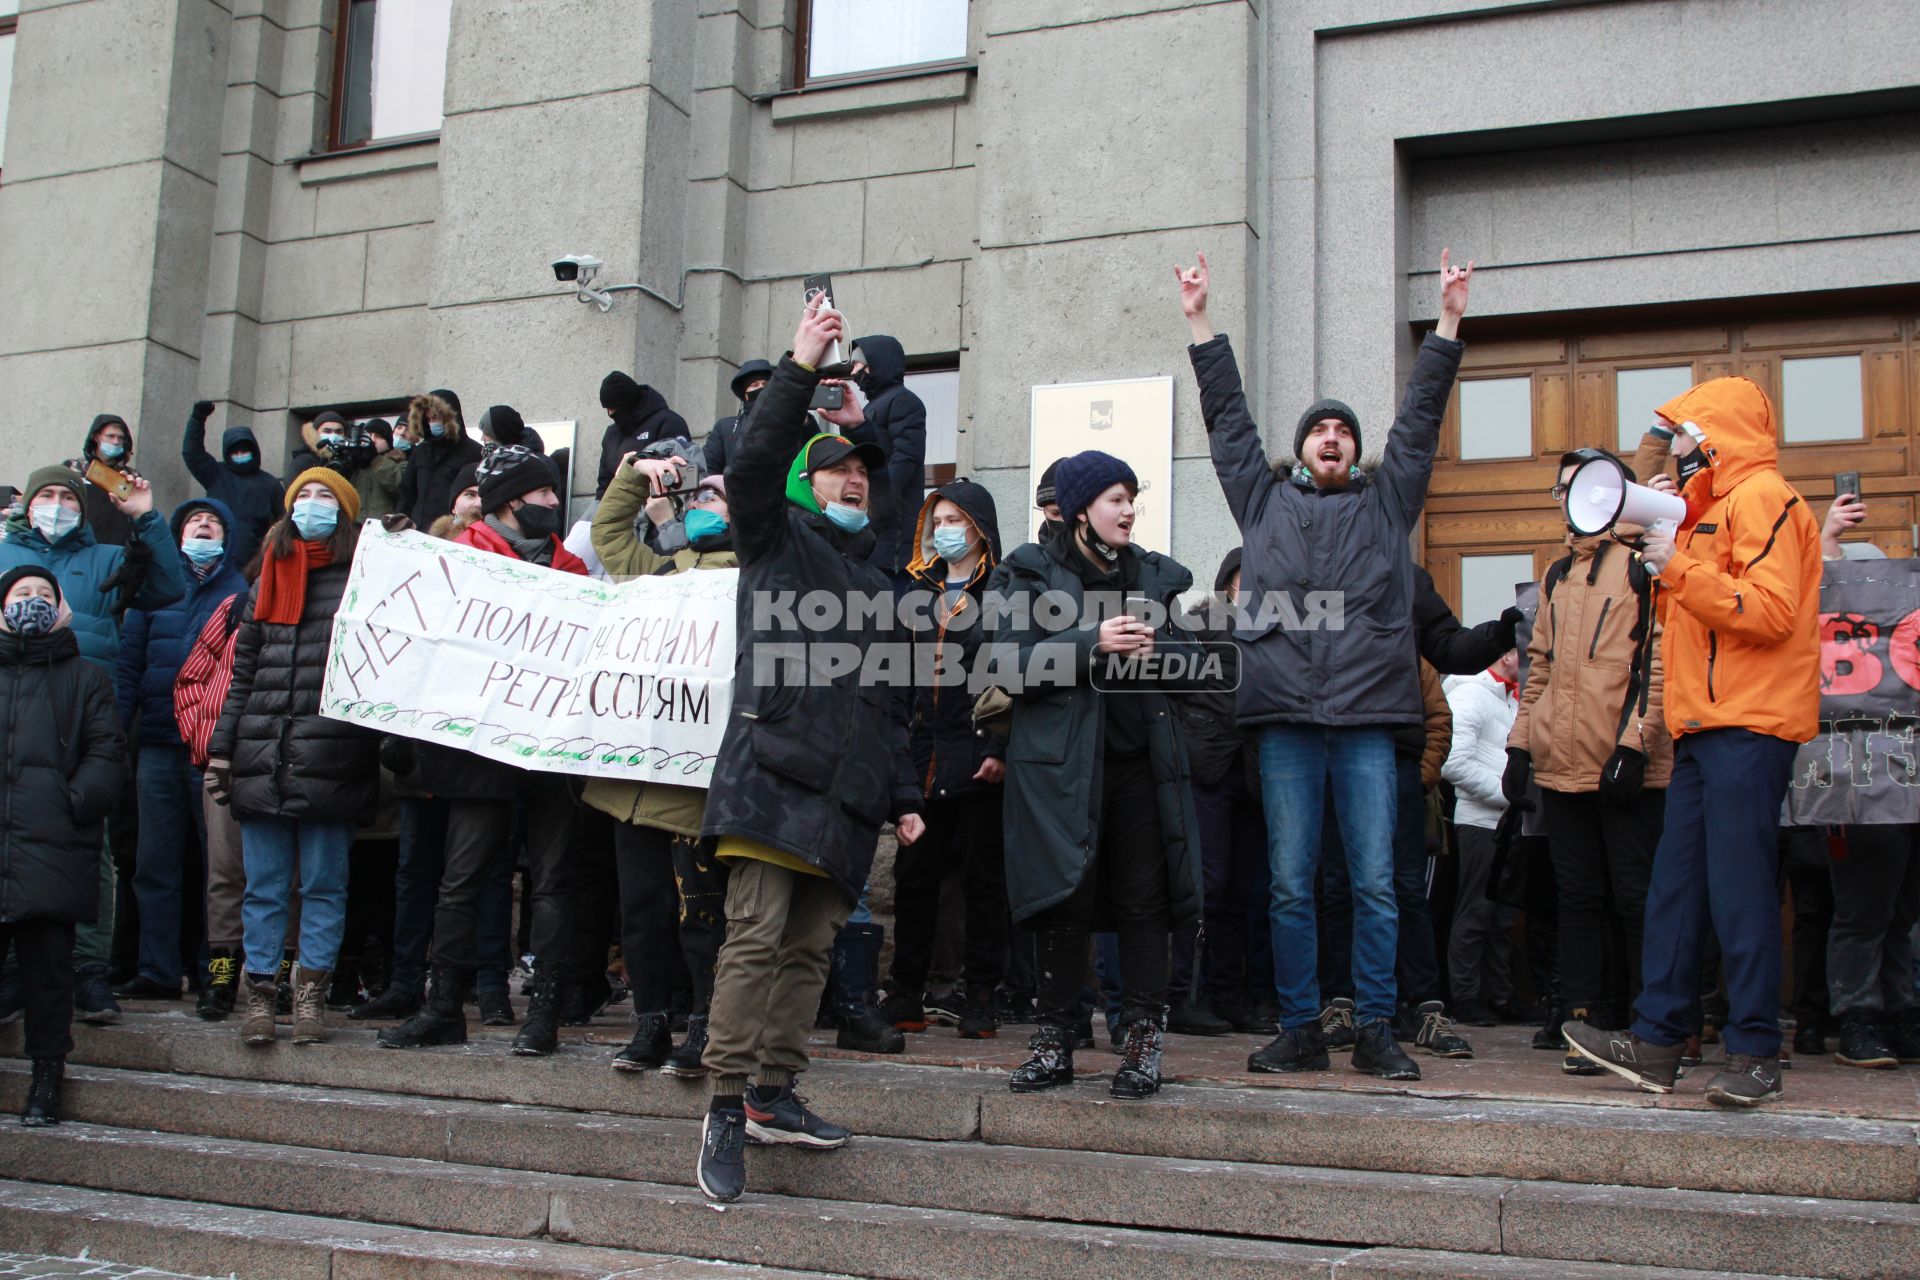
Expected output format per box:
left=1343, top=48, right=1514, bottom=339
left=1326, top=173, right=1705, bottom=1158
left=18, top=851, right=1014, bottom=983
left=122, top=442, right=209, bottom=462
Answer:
left=1599, top=746, right=1647, bottom=805
left=1501, top=747, right=1534, bottom=811
left=1495, top=606, right=1524, bottom=651
left=379, top=735, right=417, bottom=777
left=191, top=400, right=216, bottom=422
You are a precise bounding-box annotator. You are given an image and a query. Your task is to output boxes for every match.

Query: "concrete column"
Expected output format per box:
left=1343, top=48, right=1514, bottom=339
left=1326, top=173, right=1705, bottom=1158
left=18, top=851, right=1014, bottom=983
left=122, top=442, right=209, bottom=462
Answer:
left=0, top=0, right=229, bottom=502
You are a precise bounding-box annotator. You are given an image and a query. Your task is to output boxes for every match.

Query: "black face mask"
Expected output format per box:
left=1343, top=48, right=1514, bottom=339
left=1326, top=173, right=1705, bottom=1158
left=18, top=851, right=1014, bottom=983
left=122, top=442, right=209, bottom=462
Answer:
left=1037, top=516, right=1066, bottom=546
left=742, top=386, right=763, bottom=408
left=853, top=369, right=880, bottom=396
left=514, top=501, right=560, bottom=539
left=1077, top=518, right=1120, bottom=564
left=1676, top=448, right=1710, bottom=487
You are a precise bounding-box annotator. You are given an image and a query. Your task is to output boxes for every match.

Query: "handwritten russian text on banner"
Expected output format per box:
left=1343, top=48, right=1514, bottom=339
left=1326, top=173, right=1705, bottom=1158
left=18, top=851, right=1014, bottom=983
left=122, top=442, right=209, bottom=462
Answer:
left=1789, top=559, right=1920, bottom=826
left=320, top=527, right=736, bottom=785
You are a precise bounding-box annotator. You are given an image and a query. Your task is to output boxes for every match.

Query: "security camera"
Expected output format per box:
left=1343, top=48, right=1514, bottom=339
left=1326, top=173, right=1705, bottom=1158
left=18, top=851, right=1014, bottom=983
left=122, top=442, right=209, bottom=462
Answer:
left=552, top=253, right=603, bottom=284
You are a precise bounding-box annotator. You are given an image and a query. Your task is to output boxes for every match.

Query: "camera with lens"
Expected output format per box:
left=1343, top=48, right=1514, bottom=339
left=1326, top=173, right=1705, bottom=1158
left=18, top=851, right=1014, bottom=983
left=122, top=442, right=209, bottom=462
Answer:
left=637, top=435, right=704, bottom=517
left=324, top=425, right=379, bottom=476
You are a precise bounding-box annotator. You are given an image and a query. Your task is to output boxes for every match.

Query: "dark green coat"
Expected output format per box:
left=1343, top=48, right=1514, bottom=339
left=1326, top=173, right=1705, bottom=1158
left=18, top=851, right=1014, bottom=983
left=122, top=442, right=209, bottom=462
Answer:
left=985, top=539, right=1203, bottom=929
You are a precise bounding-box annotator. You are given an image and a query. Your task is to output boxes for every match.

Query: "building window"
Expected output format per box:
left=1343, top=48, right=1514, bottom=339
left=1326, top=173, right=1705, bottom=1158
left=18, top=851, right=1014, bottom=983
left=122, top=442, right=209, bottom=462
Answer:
left=329, top=0, right=451, bottom=151
left=0, top=1, right=18, bottom=179
left=1781, top=354, right=1866, bottom=444
left=1615, top=365, right=1694, bottom=453
left=799, top=0, right=968, bottom=87
left=906, top=365, right=960, bottom=485
left=1459, top=553, right=1536, bottom=627
left=1458, top=376, right=1533, bottom=461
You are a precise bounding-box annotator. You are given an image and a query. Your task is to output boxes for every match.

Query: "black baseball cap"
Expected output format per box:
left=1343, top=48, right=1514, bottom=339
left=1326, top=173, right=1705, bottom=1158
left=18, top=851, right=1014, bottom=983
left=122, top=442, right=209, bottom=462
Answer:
left=803, top=434, right=885, bottom=474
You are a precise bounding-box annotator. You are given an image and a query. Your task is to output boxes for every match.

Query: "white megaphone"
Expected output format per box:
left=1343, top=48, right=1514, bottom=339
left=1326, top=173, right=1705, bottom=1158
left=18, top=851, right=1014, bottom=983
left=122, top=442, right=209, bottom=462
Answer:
left=1564, top=453, right=1686, bottom=536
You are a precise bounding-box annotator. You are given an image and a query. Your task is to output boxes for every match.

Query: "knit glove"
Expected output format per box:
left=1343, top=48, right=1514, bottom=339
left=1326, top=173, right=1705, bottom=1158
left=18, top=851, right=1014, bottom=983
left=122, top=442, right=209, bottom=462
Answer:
left=1501, top=747, right=1534, bottom=812
left=1599, top=746, right=1647, bottom=805
left=191, top=400, right=216, bottom=422
left=1495, top=605, right=1524, bottom=651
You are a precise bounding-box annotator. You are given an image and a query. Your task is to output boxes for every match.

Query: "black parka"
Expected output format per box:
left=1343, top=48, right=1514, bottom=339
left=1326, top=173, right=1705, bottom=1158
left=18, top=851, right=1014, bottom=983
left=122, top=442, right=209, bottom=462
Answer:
left=1189, top=331, right=1463, bottom=729
left=986, top=536, right=1204, bottom=929
left=0, top=623, right=126, bottom=924
left=849, top=335, right=926, bottom=574
left=902, top=480, right=1004, bottom=801
left=700, top=356, right=919, bottom=905
left=210, top=551, right=379, bottom=821
left=398, top=430, right=484, bottom=530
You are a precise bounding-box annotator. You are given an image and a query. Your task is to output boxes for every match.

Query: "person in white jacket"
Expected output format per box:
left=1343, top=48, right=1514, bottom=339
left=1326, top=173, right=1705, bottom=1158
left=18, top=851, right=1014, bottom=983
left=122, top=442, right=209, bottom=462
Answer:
left=1442, top=651, right=1521, bottom=1026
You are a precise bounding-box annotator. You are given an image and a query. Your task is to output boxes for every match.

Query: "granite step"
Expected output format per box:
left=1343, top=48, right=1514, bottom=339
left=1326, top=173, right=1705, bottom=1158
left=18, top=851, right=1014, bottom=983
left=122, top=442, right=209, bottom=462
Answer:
left=0, top=1124, right=1354, bottom=1280
left=15, top=1016, right=1916, bottom=1204
left=0, top=1179, right=837, bottom=1279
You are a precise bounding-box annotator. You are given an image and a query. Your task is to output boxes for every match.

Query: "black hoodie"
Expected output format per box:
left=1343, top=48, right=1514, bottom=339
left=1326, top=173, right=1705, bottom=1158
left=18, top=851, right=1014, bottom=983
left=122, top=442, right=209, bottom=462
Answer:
left=68, top=415, right=135, bottom=547
left=183, top=408, right=284, bottom=570
left=849, top=335, right=926, bottom=574
left=595, top=374, right=689, bottom=498
left=903, top=479, right=1005, bottom=799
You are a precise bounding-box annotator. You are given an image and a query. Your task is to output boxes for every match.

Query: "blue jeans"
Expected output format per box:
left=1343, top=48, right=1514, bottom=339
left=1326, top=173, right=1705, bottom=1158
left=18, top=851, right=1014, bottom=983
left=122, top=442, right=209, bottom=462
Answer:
left=133, top=744, right=207, bottom=986
left=240, top=818, right=354, bottom=976
left=1258, top=725, right=1399, bottom=1028
left=1633, top=729, right=1796, bottom=1057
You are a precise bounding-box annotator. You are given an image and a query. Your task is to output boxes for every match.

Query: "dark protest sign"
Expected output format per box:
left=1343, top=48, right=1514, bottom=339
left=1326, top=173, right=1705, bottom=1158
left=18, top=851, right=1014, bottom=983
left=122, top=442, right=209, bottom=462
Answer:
left=1788, top=558, right=1920, bottom=826
left=319, top=528, right=736, bottom=785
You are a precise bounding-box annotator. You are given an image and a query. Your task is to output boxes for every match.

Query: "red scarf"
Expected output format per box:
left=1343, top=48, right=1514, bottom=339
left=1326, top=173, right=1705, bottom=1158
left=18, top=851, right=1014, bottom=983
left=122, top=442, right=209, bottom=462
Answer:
left=252, top=539, right=335, bottom=626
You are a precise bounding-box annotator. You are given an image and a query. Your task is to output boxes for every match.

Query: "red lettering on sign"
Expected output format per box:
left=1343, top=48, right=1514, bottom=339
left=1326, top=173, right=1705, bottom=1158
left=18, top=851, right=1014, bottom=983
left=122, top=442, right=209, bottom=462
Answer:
left=1889, top=609, right=1920, bottom=693
left=1822, top=612, right=1884, bottom=696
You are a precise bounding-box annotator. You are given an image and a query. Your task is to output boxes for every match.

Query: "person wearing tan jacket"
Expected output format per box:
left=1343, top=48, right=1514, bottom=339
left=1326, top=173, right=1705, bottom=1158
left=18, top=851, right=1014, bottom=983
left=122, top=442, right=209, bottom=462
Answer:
left=1565, top=377, right=1820, bottom=1109
left=1506, top=449, right=1672, bottom=1072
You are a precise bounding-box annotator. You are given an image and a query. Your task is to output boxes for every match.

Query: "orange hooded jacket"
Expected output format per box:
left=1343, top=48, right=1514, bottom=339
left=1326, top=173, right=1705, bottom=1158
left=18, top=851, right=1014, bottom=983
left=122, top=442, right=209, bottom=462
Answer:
left=1648, top=376, right=1820, bottom=745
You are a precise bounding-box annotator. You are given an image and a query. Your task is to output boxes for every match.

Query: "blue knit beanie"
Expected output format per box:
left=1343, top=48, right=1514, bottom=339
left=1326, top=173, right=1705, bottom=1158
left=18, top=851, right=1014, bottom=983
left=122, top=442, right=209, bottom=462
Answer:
left=1053, top=450, right=1139, bottom=523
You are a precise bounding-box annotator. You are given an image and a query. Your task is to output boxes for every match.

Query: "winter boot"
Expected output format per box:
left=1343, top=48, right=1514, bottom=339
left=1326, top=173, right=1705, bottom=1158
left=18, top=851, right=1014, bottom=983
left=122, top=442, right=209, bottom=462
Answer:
left=1835, top=1017, right=1899, bottom=1069
left=349, top=981, right=422, bottom=1022
left=274, top=952, right=295, bottom=1016
left=957, top=983, right=999, bottom=1040
left=560, top=970, right=612, bottom=1026
left=512, top=967, right=563, bottom=1056
left=292, top=967, right=331, bottom=1044
left=1412, top=1000, right=1474, bottom=1059
left=613, top=1012, right=673, bottom=1072
left=1167, top=996, right=1231, bottom=1037
left=663, top=1013, right=710, bottom=1078
left=1883, top=1009, right=1920, bottom=1064
left=1248, top=1023, right=1330, bottom=1074
left=832, top=923, right=905, bottom=1054
left=326, top=964, right=363, bottom=1010
left=196, top=948, right=239, bottom=1021
left=242, top=973, right=278, bottom=1046
left=1351, top=1018, right=1421, bottom=1080
left=21, top=1058, right=63, bottom=1127
left=379, top=967, right=470, bottom=1049
left=477, top=987, right=516, bottom=1026
left=1318, top=997, right=1357, bottom=1051
left=1110, top=1013, right=1167, bottom=1100
left=1009, top=1023, right=1075, bottom=1093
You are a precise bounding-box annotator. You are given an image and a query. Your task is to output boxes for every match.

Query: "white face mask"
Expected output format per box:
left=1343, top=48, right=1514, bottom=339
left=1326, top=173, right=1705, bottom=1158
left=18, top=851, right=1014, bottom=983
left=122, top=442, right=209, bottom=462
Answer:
left=32, top=503, right=82, bottom=542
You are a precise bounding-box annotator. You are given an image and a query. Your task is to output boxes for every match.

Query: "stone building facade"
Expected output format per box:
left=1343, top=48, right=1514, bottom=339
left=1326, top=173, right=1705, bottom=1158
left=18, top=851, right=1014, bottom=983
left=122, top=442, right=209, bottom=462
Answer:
left=2, top=0, right=1917, bottom=614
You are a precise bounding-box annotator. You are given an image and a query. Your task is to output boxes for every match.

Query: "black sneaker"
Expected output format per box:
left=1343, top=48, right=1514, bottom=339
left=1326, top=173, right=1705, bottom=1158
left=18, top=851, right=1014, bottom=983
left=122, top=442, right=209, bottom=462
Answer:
left=1531, top=1009, right=1569, bottom=1050
left=196, top=950, right=239, bottom=1021
left=1705, top=1053, right=1783, bottom=1107
left=1318, top=998, right=1357, bottom=1052
left=744, top=1081, right=850, bottom=1149
left=1791, top=1021, right=1826, bottom=1058
left=114, top=975, right=180, bottom=1000
left=613, top=1013, right=673, bottom=1073
left=1451, top=999, right=1498, bottom=1028
left=1009, top=1024, right=1075, bottom=1093
left=697, top=1104, right=748, bottom=1202
left=1562, top=1022, right=1682, bottom=1094
left=1248, top=1023, right=1330, bottom=1074
left=1224, top=998, right=1279, bottom=1036
left=477, top=988, right=516, bottom=1026
left=1884, top=1011, right=1920, bottom=1064
left=923, top=991, right=962, bottom=1027
left=1835, top=1017, right=1899, bottom=1069
left=73, top=971, right=121, bottom=1025
left=664, top=1014, right=710, bottom=1078
left=877, top=991, right=927, bottom=1032
left=1352, top=1019, right=1421, bottom=1080
left=348, top=983, right=422, bottom=1022
left=957, top=985, right=998, bottom=1040
left=1167, top=997, right=1232, bottom=1037
left=1412, top=1001, right=1473, bottom=1058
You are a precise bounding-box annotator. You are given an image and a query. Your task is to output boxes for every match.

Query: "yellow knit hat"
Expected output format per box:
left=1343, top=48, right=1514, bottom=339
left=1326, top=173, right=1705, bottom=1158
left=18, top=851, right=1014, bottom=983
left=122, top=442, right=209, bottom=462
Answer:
left=284, top=466, right=361, bottom=524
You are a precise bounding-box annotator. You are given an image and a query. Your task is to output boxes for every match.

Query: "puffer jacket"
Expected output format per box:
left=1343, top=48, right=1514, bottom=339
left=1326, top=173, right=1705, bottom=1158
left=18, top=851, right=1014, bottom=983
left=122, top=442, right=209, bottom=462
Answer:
left=1418, top=662, right=1451, bottom=789
left=1442, top=670, right=1516, bottom=830
left=183, top=410, right=283, bottom=568
left=902, top=479, right=1004, bottom=801
left=848, top=335, right=927, bottom=573
left=701, top=356, right=919, bottom=904
left=0, top=614, right=126, bottom=924
left=580, top=465, right=737, bottom=837
left=0, top=509, right=187, bottom=674
left=1190, top=331, right=1463, bottom=728
left=210, top=550, right=379, bottom=820
left=115, top=498, right=250, bottom=746
left=1510, top=534, right=1671, bottom=793
left=1636, top=378, right=1821, bottom=744
left=988, top=533, right=1204, bottom=928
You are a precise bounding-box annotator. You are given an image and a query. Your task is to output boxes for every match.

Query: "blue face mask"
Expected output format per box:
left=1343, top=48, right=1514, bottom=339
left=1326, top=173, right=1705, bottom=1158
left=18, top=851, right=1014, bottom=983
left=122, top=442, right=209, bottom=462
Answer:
left=823, top=501, right=869, bottom=533
left=31, top=504, right=82, bottom=543
left=933, top=526, right=973, bottom=562
left=180, top=536, right=225, bottom=565
left=98, top=442, right=127, bottom=461
left=684, top=508, right=729, bottom=542
left=429, top=422, right=447, bottom=438
left=228, top=452, right=255, bottom=467
left=393, top=438, right=413, bottom=453
left=291, top=498, right=339, bottom=541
